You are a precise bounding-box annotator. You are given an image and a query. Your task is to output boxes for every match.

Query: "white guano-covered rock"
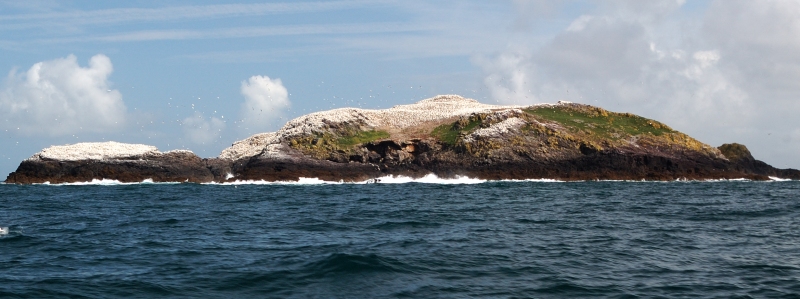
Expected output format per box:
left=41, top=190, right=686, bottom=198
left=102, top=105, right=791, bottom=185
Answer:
left=463, top=117, right=528, bottom=143
left=259, top=144, right=294, bottom=160
left=217, top=95, right=555, bottom=160
left=218, top=132, right=278, bottom=160
left=28, top=141, right=162, bottom=161
left=276, top=95, right=523, bottom=140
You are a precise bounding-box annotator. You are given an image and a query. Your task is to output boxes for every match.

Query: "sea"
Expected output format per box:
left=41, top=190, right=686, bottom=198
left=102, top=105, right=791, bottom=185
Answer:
left=1, top=177, right=799, bottom=298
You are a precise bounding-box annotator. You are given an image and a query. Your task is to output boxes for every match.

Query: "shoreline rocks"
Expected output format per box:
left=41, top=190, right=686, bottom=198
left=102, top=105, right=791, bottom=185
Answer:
left=5, top=95, right=800, bottom=184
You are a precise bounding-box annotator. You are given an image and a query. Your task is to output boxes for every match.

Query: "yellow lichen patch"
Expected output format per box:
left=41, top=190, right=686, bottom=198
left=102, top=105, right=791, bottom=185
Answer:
left=718, top=143, right=753, bottom=161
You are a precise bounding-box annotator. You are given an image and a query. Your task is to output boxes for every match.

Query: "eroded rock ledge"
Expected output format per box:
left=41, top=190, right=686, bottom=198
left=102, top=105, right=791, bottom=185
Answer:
left=5, top=95, right=799, bottom=184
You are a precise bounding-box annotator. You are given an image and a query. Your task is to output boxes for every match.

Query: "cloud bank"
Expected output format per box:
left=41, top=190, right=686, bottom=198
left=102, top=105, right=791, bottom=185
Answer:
left=476, top=0, right=800, bottom=167
left=240, top=75, right=290, bottom=132
left=0, top=54, right=126, bottom=135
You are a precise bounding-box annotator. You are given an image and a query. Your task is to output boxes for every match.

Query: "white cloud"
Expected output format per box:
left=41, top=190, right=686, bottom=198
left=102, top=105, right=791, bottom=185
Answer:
left=566, top=15, right=595, bottom=32
left=182, top=112, right=225, bottom=144
left=0, top=54, right=126, bottom=135
left=703, top=0, right=800, bottom=110
left=698, top=0, right=800, bottom=166
left=477, top=1, right=753, bottom=143
left=473, top=51, right=540, bottom=104
left=475, top=0, right=800, bottom=168
left=240, top=75, right=290, bottom=132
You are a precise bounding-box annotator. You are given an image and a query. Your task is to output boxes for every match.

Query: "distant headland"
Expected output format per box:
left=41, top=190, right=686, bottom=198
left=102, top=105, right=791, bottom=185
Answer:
left=5, top=95, right=799, bottom=184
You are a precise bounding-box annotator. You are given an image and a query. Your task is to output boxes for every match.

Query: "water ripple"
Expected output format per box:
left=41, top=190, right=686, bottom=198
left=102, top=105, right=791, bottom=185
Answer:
left=1, top=181, right=799, bottom=298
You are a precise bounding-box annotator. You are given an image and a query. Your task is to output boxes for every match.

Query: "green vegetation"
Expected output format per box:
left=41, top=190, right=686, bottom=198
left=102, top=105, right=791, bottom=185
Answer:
left=287, top=103, right=705, bottom=162
left=289, top=128, right=390, bottom=159
left=336, top=130, right=390, bottom=148
left=431, top=117, right=482, bottom=146
left=524, top=105, right=674, bottom=140
left=422, top=103, right=697, bottom=158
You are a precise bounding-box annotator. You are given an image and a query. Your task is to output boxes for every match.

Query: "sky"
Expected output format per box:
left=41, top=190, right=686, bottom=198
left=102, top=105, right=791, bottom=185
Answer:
left=2, top=0, right=800, bottom=177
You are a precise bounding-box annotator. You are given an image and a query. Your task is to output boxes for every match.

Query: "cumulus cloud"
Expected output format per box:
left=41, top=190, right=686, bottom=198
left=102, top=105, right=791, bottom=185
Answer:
left=0, top=54, right=126, bottom=135
left=703, top=0, right=800, bottom=113
left=473, top=50, right=539, bottom=104
left=476, top=0, right=800, bottom=167
left=240, top=75, right=290, bottom=132
left=478, top=0, right=752, bottom=134
left=182, top=112, right=225, bottom=144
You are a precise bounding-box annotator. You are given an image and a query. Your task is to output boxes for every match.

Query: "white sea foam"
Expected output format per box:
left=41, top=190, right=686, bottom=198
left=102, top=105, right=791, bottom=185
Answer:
left=26, top=176, right=785, bottom=186
left=498, top=178, right=565, bottom=183
left=38, top=178, right=178, bottom=186
left=769, top=176, right=793, bottom=181
left=216, top=174, right=487, bottom=185
left=374, top=174, right=486, bottom=184
left=210, top=175, right=720, bottom=185
left=700, top=178, right=752, bottom=182
left=50, top=179, right=128, bottom=185
left=219, top=177, right=345, bottom=185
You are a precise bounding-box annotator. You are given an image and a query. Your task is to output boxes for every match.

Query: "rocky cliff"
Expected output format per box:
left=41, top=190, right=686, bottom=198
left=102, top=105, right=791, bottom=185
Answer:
left=5, top=95, right=799, bottom=183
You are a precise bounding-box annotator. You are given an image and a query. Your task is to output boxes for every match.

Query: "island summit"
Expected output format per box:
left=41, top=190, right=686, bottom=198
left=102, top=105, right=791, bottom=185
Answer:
left=5, top=95, right=799, bottom=183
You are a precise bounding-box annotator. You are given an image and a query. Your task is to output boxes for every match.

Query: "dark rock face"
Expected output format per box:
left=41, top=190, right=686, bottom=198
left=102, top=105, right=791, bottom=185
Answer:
left=359, top=139, right=781, bottom=181
left=6, top=152, right=219, bottom=184
left=5, top=100, right=800, bottom=184
left=5, top=140, right=797, bottom=184
left=718, top=143, right=800, bottom=180
left=230, top=145, right=382, bottom=182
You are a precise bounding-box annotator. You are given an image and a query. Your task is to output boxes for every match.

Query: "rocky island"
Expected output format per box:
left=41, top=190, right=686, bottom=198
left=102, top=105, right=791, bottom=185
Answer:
left=5, top=95, right=799, bottom=184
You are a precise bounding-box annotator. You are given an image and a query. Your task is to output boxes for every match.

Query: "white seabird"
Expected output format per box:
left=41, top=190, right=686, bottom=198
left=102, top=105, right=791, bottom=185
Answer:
left=0, top=227, right=8, bottom=235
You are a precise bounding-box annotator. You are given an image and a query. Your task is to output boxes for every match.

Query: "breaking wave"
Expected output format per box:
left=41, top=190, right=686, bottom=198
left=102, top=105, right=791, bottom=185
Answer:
left=2, top=178, right=800, bottom=298
left=216, top=174, right=561, bottom=185
left=20, top=175, right=795, bottom=186
left=36, top=178, right=179, bottom=186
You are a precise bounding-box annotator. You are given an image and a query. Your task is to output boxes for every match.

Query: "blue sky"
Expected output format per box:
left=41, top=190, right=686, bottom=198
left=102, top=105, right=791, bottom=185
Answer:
left=3, top=0, right=800, bottom=177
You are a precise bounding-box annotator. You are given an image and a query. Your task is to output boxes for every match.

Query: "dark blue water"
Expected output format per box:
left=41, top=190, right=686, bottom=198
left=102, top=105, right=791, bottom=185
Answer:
left=2, top=180, right=800, bottom=298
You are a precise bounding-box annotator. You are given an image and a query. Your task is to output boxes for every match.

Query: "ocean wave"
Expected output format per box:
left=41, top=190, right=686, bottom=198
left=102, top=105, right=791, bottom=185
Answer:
left=216, top=174, right=563, bottom=185
left=372, top=174, right=485, bottom=184
left=300, top=253, right=414, bottom=277
left=768, top=176, right=793, bottom=182
left=36, top=178, right=181, bottom=186
left=697, top=178, right=796, bottom=182
left=369, top=220, right=442, bottom=230
left=15, top=175, right=795, bottom=186
left=212, top=174, right=484, bottom=185
left=215, top=177, right=348, bottom=185
left=701, top=178, right=753, bottom=182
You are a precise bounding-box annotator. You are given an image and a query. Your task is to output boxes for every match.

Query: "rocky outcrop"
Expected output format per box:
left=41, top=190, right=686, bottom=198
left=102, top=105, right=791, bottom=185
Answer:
left=5, top=95, right=799, bottom=183
left=5, top=143, right=228, bottom=184
left=718, top=143, right=800, bottom=179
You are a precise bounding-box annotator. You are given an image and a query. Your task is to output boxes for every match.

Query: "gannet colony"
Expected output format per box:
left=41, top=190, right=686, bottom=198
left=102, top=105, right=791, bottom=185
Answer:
left=5, top=95, right=799, bottom=183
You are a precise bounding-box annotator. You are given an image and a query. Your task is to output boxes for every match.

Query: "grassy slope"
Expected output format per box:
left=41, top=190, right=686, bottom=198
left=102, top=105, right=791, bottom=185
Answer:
left=290, top=128, right=390, bottom=159
left=524, top=105, right=674, bottom=139
left=429, top=103, right=712, bottom=154
left=431, top=118, right=482, bottom=145
left=288, top=103, right=713, bottom=159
